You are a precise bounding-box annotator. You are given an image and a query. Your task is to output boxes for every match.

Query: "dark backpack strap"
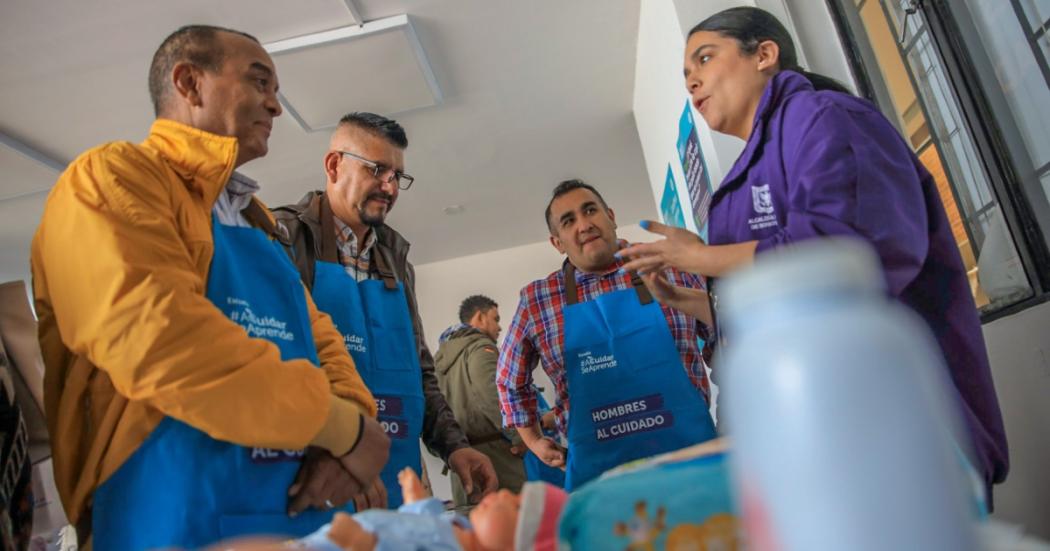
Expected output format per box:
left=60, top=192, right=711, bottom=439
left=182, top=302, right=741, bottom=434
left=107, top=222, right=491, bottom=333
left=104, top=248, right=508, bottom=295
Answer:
left=563, top=262, right=653, bottom=306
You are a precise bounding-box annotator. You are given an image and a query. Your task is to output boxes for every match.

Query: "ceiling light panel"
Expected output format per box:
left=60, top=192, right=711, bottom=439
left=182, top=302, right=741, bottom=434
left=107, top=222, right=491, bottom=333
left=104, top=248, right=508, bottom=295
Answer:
left=265, top=15, right=442, bottom=132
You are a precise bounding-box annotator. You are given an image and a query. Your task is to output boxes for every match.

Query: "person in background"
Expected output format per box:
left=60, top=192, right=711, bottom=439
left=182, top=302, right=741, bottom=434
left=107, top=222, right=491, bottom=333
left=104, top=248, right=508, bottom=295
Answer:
left=434, top=295, right=527, bottom=511
left=30, top=25, right=388, bottom=549
left=496, top=179, right=717, bottom=491
left=273, top=113, right=497, bottom=510
left=618, top=6, right=1008, bottom=504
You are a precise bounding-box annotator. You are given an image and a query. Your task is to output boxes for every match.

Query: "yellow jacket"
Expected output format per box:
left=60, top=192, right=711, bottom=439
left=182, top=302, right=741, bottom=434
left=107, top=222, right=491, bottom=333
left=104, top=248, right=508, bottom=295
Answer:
left=31, top=119, right=376, bottom=528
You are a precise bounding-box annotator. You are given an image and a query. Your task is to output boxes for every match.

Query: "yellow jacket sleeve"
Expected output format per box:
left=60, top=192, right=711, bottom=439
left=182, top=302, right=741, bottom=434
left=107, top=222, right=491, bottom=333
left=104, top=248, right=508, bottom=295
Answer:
left=34, top=146, right=359, bottom=452
left=305, top=289, right=378, bottom=417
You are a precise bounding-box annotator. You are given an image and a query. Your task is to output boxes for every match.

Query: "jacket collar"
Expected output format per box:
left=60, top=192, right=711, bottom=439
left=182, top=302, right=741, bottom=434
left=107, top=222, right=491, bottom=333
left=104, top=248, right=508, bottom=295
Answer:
left=291, top=190, right=413, bottom=261
left=439, top=323, right=480, bottom=344
left=714, top=70, right=813, bottom=200
left=142, top=118, right=239, bottom=208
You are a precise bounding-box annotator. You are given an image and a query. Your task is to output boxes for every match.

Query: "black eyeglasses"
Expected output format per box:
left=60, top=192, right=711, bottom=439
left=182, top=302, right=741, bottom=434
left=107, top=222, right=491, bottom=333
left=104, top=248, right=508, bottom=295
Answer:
left=336, top=150, right=415, bottom=190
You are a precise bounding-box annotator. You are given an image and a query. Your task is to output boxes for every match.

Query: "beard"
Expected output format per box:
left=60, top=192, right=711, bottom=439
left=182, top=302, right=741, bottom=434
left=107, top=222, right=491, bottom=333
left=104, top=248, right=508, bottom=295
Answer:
left=357, top=192, right=394, bottom=227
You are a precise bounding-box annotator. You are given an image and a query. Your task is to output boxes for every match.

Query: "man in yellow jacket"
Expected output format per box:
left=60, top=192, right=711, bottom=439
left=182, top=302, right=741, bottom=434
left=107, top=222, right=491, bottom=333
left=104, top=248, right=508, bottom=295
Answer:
left=30, top=25, right=388, bottom=549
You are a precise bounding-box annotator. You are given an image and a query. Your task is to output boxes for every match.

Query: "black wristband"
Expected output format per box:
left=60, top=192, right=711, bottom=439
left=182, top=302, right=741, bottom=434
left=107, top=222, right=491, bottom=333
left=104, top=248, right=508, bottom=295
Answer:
left=345, top=413, right=366, bottom=455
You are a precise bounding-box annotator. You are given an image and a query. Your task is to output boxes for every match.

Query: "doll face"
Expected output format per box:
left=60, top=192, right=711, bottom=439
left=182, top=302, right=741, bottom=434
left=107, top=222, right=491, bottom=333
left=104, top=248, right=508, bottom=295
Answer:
left=469, top=489, right=521, bottom=550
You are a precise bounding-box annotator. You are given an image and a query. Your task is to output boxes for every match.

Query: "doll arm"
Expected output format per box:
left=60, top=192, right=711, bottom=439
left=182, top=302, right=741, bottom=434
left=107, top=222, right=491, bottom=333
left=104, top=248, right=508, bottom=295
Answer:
left=398, top=467, right=429, bottom=504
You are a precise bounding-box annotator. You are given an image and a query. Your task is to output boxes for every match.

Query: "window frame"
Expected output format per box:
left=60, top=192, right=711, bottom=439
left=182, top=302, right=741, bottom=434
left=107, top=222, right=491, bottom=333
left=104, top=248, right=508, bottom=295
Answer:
left=825, top=0, right=1050, bottom=322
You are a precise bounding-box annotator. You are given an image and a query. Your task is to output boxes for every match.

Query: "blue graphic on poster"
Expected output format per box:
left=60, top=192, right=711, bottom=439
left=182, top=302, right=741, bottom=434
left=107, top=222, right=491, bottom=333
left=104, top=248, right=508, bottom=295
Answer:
left=660, top=165, right=686, bottom=229
left=677, top=100, right=712, bottom=240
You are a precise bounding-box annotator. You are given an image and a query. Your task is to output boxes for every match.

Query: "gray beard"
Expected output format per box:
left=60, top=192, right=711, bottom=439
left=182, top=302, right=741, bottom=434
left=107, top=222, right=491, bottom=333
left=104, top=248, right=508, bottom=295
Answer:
left=358, top=206, right=387, bottom=227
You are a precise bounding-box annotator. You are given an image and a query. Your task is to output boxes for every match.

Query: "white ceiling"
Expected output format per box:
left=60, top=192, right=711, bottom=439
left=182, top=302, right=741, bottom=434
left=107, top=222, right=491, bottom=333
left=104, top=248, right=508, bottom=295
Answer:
left=0, top=0, right=652, bottom=284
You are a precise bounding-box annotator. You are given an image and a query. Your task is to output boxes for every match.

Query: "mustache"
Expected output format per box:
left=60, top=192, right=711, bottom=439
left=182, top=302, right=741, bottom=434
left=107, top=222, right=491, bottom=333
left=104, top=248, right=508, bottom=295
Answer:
left=366, top=192, right=394, bottom=203
left=578, top=231, right=601, bottom=244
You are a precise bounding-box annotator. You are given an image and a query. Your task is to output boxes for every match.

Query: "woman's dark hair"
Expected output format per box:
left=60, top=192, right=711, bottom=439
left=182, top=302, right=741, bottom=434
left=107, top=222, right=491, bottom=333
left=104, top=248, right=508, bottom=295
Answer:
left=690, top=7, right=852, bottom=95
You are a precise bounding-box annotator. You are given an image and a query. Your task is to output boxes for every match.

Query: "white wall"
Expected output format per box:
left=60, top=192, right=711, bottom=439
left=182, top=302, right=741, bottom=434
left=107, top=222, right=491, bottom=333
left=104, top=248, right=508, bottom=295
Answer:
left=634, top=0, right=744, bottom=216
left=411, top=223, right=655, bottom=500
left=982, top=300, right=1050, bottom=537
left=777, top=0, right=858, bottom=92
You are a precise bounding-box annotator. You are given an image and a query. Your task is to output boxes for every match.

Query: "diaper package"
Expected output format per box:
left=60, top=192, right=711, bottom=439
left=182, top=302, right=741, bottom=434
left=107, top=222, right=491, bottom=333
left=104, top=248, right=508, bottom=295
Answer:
left=557, top=438, right=739, bottom=550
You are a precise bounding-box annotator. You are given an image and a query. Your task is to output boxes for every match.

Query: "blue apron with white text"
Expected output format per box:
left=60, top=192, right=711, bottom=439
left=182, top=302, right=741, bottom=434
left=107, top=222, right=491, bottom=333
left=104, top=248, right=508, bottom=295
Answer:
left=92, top=210, right=333, bottom=549
left=524, top=391, right=567, bottom=487
left=308, top=211, right=424, bottom=509
left=562, top=263, right=716, bottom=491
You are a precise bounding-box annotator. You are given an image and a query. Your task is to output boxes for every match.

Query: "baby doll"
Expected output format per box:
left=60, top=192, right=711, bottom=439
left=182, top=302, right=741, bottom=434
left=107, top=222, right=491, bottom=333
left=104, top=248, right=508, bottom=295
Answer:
left=295, top=468, right=567, bottom=551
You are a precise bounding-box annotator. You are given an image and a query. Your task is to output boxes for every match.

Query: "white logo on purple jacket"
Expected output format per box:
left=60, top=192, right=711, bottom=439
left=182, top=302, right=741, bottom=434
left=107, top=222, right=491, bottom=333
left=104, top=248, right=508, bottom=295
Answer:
left=751, top=184, right=775, bottom=215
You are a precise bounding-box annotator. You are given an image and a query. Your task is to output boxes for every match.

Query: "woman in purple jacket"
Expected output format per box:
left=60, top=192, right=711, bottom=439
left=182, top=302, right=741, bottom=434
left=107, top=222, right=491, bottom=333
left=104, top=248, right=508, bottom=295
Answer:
left=619, top=7, right=1008, bottom=504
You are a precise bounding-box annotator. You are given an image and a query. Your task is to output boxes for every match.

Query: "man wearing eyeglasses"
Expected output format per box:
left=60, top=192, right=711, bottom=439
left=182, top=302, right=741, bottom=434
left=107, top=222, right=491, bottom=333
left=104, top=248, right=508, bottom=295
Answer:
left=274, top=112, right=497, bottom=510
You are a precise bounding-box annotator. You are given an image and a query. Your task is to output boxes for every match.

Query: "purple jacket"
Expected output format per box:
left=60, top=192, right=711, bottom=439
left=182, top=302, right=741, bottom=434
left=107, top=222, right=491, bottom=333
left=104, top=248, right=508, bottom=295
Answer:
left=709, top=71, right=1008, bottom=495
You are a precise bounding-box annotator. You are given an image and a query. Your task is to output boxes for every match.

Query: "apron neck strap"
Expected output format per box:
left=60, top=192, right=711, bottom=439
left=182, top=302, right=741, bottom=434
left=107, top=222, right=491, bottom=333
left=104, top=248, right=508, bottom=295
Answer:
left=563, top=262, right=579, bottom=305
left=562, top=262, right=653, bottom=306
left=371, top=246, right=399, bottom=290
left=240, top=199, right=280, bottom=240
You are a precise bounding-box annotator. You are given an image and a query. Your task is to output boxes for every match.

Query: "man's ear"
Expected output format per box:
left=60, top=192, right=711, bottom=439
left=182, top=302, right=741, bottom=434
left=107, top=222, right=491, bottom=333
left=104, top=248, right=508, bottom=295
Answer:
left=171, top=62, right=204, bottom=107
left=324, top=150, right=342, bottom=185
left=549, top=233, right=566, bottom=255
left=607, top=207, right=617, bottom=229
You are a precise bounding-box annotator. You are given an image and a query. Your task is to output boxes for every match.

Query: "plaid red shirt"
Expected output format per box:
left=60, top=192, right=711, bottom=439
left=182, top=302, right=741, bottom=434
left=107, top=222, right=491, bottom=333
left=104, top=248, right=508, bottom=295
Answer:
left=496, top=253, right=711, bottom=435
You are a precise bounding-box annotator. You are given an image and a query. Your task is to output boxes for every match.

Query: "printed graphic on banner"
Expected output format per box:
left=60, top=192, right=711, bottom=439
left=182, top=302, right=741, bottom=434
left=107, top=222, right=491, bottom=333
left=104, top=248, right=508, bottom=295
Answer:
left=660, top=166, right=686, bottom=229
left=677, top=100, right=713, bottom=239
left=376, top=395, right=409, bottom=439
left=248, top=447, right=305, bottom=464
left=226, top=297, right=296, bottom=343
left=592, top=394, right=674, bottom=441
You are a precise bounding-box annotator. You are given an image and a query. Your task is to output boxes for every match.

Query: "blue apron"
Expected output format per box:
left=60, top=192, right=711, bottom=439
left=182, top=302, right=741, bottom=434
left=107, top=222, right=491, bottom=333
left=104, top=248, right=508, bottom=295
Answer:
left=306, top=197, right=424, bottom=509
left=524, top=391, right=567, bottom=487
left=561, top=263, right=716, bottom=491
left=93, top=206, right=334, bottom=549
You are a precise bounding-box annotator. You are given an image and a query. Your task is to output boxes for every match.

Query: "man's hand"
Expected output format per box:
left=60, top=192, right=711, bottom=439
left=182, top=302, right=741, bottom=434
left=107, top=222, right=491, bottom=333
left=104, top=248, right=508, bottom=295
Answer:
left=287, top=448, right=361, bottom=517
left=337, top=415, right=390, bottom=491
left=527, top=436, right=566, bottom=469
left=447, top=447, right=498, bottom=504
left=350, top=477, right=388, bottom=512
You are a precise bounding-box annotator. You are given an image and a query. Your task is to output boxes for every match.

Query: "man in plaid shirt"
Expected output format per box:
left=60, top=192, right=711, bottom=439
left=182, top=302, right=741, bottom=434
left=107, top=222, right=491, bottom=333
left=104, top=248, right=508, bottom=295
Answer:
left=496, top=180, right=715, bottom=473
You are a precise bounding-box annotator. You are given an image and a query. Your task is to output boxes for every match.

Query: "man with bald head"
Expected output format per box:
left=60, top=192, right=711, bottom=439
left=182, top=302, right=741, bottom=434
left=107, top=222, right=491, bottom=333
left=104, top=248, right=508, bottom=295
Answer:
left=274, top=113, right=498, bottom=509
left=31, top=26, right=388, bottom=549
